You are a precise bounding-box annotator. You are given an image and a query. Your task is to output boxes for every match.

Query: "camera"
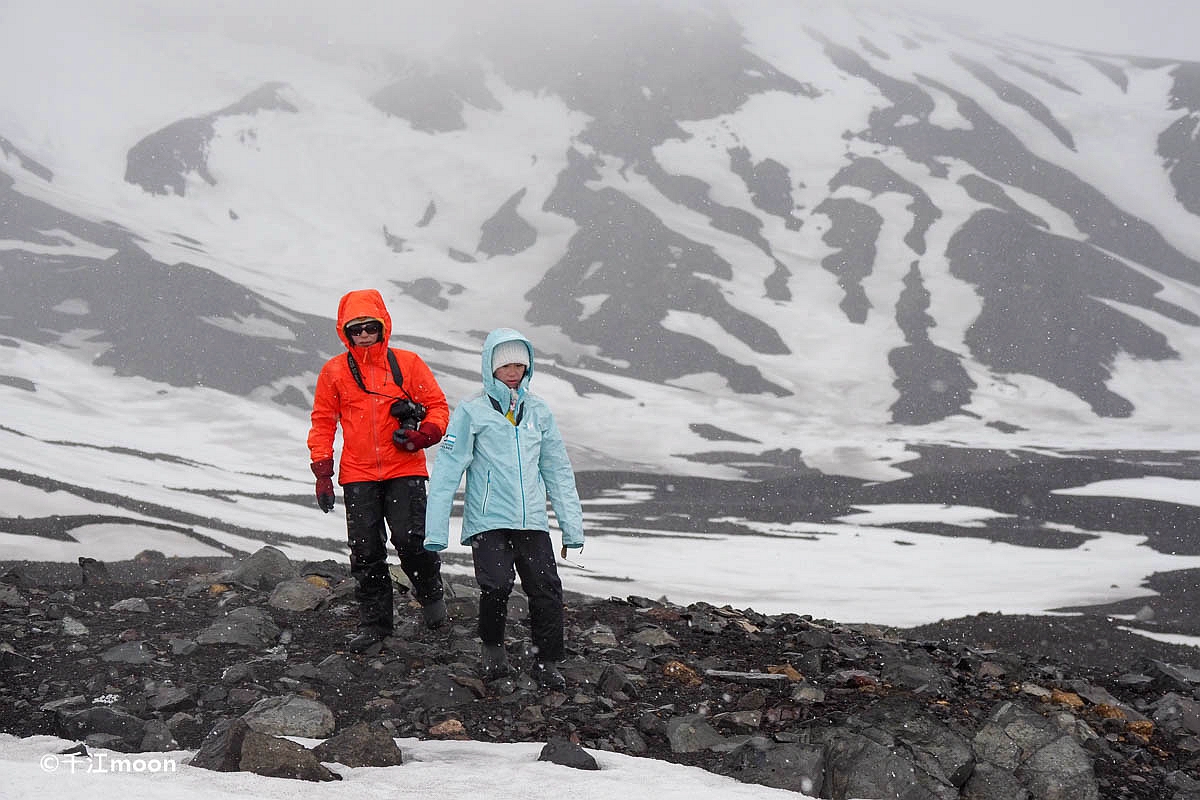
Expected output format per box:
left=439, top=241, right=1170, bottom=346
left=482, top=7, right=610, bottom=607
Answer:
left=390, top=398, right=427, bottom=431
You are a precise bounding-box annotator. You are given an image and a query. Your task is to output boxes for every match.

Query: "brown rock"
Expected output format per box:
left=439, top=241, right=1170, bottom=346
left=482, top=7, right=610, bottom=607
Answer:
left=239, top=731, right=340, bottom=782
left=311, top=721, right=403, bottom=768
left=429, top=718, right=468, bottom=738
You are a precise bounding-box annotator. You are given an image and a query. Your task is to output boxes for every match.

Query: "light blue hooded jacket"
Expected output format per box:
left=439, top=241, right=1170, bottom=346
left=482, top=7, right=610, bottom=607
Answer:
left=424, top=328, right=585, bottom=551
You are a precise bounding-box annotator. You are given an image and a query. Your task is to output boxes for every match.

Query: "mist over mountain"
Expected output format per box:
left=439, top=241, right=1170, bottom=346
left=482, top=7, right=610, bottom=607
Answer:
left=3, top=0, right=1200, bottom=562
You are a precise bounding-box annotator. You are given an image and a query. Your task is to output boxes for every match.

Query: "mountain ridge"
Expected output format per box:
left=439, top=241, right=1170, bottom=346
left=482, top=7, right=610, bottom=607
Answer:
left=2, top=2, right=1200, bottom=626
left=4, top=4, right=1200, bottom=439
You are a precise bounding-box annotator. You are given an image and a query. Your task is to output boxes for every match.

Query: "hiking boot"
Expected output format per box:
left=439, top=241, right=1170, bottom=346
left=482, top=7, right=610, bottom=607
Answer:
left=422, top=598, right=448, bottom=629
left=480, top=643, right=510, bottom=680
left=347, top=628, right=388, bottom=653
left=532, top=662, right=566, bottom=691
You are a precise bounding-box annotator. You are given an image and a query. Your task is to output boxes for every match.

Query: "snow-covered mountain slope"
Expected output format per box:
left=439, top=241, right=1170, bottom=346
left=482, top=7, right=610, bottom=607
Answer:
left=3, top=0, right=1200, bottom=560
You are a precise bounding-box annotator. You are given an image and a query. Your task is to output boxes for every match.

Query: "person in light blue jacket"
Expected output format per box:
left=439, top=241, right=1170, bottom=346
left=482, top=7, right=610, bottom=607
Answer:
left=425, top=328, right=584, bottom=689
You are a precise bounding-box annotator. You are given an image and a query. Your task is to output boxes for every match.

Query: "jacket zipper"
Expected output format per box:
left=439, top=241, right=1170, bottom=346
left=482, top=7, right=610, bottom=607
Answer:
left=514, top=422, right=526, bottom=528
left=368, top=348, right=384, bottom=476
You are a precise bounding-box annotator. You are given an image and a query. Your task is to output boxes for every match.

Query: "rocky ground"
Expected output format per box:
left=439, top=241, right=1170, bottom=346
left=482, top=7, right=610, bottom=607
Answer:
left=2, top=549, right=1200, bottom=799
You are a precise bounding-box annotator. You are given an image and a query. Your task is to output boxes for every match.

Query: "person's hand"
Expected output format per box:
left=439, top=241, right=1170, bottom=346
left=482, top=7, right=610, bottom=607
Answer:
left=310, top=458, right=335, bottom=513
left=562, top=528, right=584, bottom=554
left=393, top=422, right=442, bottom=452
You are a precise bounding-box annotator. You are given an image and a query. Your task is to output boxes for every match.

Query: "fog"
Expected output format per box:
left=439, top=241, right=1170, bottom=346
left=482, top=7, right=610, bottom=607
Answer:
left=8, top=0, right=1196, bottom=65
left=875, top=0, right=1195, bottom=60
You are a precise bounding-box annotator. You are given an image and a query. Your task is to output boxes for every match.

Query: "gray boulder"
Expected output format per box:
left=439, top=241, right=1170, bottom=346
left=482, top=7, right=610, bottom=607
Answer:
left=0, top=584, right=29, bottom=608
left=146, top=685, right=194, bottom=712
left=197, top=606, right=280, bottom=647
left=191, top=718, right=250, bottom=771
left=191, top=717, right=340, bottom=782
left=109, top=597, right=151, bottom=613
left=242, top=695, right=335, bottom=738
left=55, top=707, right=146, bottom=751
left=268, top=577, right=330, bottom=611
left=1019, top=736, right=1098, bottom=800
left=311, top=721, right=403, bottom=767
left=403, top=668, right=478, bottom=710
left=538, top=736, right=599, bottom=770
left=315, top=654, right=358, bottom=687
left=973, top=701, right=1098, bottom=800
left=1153, top=692, right=1200, bottom=736
left=139, top=719, right=177, bottom=751
left=100, top=641, right=156, bottom=664
left=962, top=761, right=1031, bottom=800
left=723, top=739, right=825, bottom=794
left=598, top=664, right=639, bottom=699
left=665, top=714, right=726, bottom=753
left=225, top=546, right=298, bottom=590
left=820, top=727, right=958, bottom=800
left=862, top=699, right=975, bottom=788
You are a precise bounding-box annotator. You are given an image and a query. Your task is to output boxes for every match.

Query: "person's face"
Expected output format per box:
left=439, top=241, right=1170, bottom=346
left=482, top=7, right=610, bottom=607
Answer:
left=344, top=318, right=382, bottom=346
left=494, top=363, right=526, bottom=389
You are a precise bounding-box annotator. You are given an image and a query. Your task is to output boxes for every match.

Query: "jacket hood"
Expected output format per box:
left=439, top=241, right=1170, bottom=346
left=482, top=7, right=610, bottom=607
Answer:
left=482, top=327, right=533, bottom=406
left=336, top=289, right=392, bottom=350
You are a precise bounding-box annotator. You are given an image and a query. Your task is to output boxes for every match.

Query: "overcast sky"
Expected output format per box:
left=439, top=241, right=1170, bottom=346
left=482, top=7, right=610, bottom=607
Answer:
left=896, top=0, right=1197, bottom=60
left=12, top=0, right=1199, bottom=63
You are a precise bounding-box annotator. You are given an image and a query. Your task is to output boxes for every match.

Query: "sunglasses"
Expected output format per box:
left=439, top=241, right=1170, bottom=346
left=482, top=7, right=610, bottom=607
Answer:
left=345, top=321, right=383, bottom=337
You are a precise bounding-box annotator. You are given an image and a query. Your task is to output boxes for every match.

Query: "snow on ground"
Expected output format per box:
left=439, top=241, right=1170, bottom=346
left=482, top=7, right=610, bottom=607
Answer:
left=0, top=734, right=811, bottom=800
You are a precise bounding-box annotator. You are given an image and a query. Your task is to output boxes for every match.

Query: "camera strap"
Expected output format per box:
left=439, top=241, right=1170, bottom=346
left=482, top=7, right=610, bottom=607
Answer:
left=345, top=348, right=407, bottom=400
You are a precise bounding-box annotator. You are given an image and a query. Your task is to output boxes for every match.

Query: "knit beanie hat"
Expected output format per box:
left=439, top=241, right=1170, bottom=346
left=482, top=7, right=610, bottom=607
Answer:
left=491, top=339, right=530, bottom=373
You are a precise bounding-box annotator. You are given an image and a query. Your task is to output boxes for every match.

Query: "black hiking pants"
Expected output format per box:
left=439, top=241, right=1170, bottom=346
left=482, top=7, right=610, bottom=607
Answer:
left=471, top=528, right=564, bottom=663
left=344, top=477, right=443, bottom=634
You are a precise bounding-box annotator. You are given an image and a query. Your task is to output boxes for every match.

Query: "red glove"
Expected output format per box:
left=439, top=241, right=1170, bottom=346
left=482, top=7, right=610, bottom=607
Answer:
left=310, top=458, right=335, bottom=513
left=393, top=422, right=442, bottom=452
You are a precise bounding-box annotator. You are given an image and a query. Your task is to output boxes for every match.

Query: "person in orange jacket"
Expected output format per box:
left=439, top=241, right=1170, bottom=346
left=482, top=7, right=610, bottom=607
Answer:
left=307, top=289, right=451, bottom=652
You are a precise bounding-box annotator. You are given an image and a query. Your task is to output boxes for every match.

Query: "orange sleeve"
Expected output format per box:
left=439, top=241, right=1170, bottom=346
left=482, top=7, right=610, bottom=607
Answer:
left=307, top=360, right=341, bottom=463
left=402, top=351, right=450, bottom=436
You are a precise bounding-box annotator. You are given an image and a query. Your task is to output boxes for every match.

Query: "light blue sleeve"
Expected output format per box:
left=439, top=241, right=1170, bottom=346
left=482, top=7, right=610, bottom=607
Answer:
left=423, top=405, right=474, bottom=551
left=538, top=409, right=584, bottom=549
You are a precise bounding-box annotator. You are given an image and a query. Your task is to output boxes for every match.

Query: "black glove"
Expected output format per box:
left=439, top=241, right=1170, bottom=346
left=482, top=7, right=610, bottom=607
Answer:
left=311, top=458, right=335, bottom=513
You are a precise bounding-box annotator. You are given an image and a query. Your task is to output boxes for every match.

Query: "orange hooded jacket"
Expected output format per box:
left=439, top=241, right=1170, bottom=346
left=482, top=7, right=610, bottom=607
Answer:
left=307, top=289, right=450, bottom=485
